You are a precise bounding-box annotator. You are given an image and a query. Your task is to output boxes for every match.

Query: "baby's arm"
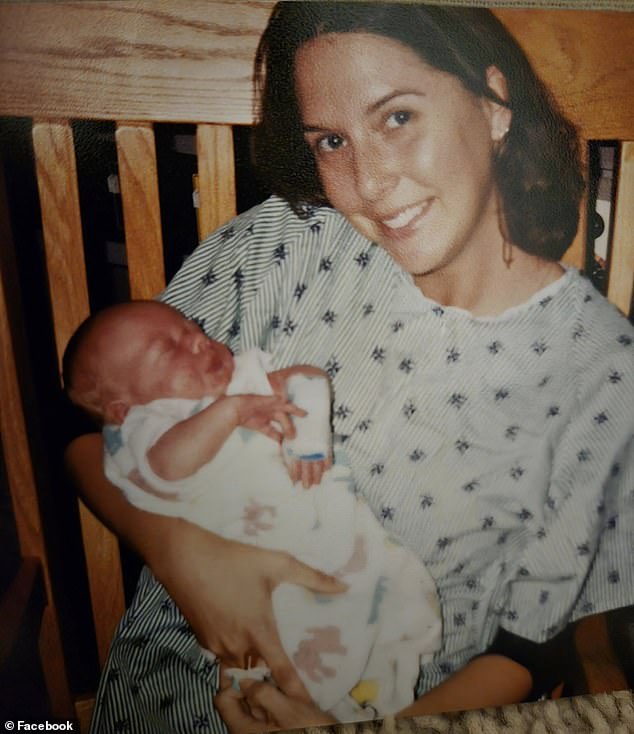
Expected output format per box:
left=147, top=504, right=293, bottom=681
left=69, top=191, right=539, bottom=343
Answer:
left=148, top=394, right=303, bottom=481
left=267, top=366, right=333, bottom=488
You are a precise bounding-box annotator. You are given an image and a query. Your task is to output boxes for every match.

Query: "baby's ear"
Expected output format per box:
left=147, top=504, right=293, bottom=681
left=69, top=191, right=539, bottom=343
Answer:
left=104, top=399, right=130, bottom=425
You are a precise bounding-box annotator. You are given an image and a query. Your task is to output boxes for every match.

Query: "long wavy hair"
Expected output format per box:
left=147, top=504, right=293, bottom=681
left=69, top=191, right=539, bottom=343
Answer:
left=252, top=2, right=584, bottom=260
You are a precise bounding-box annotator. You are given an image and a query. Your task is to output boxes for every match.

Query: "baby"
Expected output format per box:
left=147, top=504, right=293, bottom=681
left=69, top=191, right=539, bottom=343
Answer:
left=63, top=299, right=441, bottom=721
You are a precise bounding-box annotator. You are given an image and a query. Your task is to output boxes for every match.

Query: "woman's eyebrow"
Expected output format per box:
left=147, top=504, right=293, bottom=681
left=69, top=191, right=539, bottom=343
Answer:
left=367, top=90, right=426, bottom=115
left=302, top=123, right=330, bottom=134
left=302, top=90, right=426, bottom=133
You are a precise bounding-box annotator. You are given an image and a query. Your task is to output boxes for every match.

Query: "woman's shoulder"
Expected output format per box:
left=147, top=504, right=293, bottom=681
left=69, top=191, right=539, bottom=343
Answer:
left=564, top=269, right=633, bottom=354
left=556, top=270, right=633, bottom=413
left=204, top=195, right=351, bottom=249
left=495, top=267, right=633, bottom=352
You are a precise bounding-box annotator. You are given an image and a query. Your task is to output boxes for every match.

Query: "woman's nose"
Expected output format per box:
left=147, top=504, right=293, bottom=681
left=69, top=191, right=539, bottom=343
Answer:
left=352, top=145, right=396, bottom=202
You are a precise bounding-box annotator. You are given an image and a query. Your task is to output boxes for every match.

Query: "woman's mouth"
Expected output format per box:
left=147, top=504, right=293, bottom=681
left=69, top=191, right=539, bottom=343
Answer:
left=379, top=200, right=433, bottom=233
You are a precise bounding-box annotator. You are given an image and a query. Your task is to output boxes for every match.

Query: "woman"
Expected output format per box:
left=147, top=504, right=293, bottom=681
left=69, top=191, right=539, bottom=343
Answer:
left=78, top=4, right=633, bottom=732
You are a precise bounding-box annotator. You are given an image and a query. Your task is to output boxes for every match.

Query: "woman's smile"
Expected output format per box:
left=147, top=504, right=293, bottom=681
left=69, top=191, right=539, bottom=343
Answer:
left=376, top=199, right=437, bottom=245
left=295, top=32, right=512, bottom=282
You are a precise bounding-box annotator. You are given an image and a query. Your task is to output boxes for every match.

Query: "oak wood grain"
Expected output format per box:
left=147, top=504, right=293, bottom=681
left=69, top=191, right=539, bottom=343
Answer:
left=32, top=120, right=91, bottom=374
left=0, top=0, right=273, bottom=124
left=115, top=122, right=166, bottom=298
left=196, top=123, right=237, bottom=240
left=1, top=4, right=632, bottom=137
left=496, top=9, right=634, bottom=141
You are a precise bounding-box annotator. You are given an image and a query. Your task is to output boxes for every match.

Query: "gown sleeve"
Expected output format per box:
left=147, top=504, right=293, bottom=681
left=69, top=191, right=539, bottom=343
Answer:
left=499, top=298, right=634, bottom=643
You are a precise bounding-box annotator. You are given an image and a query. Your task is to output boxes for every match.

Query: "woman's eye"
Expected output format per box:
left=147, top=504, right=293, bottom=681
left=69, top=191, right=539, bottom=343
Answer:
left=386, top=110, right=411, bottom=129
left=316, top=133, right=346, bottom=152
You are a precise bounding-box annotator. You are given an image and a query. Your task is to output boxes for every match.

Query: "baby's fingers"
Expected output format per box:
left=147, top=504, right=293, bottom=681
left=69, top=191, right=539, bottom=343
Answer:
left=287, top=458, right=301, bottom=484
left=299, top=459, right=330, bottom=488
left=300, top=460, right=316, bottom=489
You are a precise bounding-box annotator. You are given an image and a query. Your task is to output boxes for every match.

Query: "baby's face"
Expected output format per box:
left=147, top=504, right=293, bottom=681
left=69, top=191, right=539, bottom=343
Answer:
left=100, top=302, right=234, bottom=406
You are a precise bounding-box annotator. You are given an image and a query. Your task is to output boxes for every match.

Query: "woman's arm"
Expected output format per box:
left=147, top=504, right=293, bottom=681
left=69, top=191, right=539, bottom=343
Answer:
left=215, top=654, right=530, bottom=734
left=396, top=654, right=532, bottom=717
left=65, top=433, right=346, bottom=698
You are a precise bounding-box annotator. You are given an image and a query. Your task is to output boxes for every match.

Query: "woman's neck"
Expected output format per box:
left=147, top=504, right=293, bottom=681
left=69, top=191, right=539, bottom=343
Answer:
left=414, top=243, right=564, bottom=317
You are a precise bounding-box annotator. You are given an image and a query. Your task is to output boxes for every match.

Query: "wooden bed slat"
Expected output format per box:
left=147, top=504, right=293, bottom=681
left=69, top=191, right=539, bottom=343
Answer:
left=115, top=122, right=166, bottom=299
left=608, top=142, right=634, bottom=317
left=495, top=10, right=634, bottom=141
left=0, top=0, right=272, bottom=125
left=32, top=120, right=90, bottom=374
left=0, top=163, right=73, bottom=717
left=196, top=124, right=237, bottom=240
left=33, top=120, right=127, bottom=680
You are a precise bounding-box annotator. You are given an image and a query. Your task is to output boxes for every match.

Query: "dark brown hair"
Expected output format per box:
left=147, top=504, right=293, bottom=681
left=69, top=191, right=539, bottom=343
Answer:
left=253, top=2, right=584, bottom=260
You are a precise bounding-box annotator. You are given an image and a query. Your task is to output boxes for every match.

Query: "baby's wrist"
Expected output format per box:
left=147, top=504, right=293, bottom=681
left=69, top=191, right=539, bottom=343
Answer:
left=213, top=394, right=242, bottom=427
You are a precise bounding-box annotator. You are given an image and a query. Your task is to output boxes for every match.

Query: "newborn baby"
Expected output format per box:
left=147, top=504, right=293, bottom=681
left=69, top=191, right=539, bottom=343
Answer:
left=63, top=299, right=441, bottom=721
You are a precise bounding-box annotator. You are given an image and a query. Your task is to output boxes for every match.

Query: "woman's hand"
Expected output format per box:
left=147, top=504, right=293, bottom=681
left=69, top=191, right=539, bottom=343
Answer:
left=65, top=434, right=346, bottom=699
left=152, top=520, right=347, bottom=699
left=216, top=675, right=337, bottom=734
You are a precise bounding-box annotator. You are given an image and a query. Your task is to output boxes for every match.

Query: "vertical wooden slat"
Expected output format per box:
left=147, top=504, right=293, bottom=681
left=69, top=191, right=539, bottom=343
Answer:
left=196, top=124, right=236, bottom=240
left=607, top=141, right=634, bottom=318
left=0, top=160, right=73, bottom=717
left=32, top=120, right=90, bottom=372
left=32, top=120, right=126, bottom=678
left=115, top=122, right=166, bottom=298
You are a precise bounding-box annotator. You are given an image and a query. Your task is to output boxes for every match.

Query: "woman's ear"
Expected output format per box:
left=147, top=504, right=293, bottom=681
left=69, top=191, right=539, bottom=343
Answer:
left=485, top=65, right=512, bottom=142
left=104, top=399, right=130, bottom=425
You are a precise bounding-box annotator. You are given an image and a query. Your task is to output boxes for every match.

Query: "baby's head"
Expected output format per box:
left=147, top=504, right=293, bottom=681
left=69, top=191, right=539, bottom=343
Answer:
left=63, top=300, right=234, bottom=425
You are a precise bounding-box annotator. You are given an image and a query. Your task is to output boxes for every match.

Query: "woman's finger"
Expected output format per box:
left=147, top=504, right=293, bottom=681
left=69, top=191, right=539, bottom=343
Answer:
left=252, top=625, right=311, bottom=701
left=243, top=681, right=337, bottom=729
left=215, top=686, right=276, bottom=734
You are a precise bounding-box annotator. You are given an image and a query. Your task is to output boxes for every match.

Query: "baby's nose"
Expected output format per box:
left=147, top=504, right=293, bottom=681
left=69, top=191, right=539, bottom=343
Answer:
left=189, top=332, right=208, bottom=354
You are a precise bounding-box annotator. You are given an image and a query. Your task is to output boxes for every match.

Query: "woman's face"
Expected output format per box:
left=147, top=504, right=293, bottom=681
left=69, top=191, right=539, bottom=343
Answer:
left=295, top=32, right=511, bottom=278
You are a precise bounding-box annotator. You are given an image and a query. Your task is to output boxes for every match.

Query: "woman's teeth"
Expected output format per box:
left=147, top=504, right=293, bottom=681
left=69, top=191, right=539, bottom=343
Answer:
left=382, top=203, right=424, bottom=230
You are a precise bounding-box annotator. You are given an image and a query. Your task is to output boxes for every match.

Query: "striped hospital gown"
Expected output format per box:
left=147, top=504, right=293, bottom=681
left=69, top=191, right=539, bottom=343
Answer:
left=91, top=195, right=634, bottom=733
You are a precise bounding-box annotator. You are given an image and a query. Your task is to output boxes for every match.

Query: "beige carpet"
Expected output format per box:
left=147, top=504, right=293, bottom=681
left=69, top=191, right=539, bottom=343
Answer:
left=285, top=690, right=634, bottom=734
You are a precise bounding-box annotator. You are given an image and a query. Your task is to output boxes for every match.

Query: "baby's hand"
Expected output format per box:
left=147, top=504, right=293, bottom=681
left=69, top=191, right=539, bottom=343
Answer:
left=285, top=452, right=333, bottom=490
left=230, top=394, right=306, bottom=443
